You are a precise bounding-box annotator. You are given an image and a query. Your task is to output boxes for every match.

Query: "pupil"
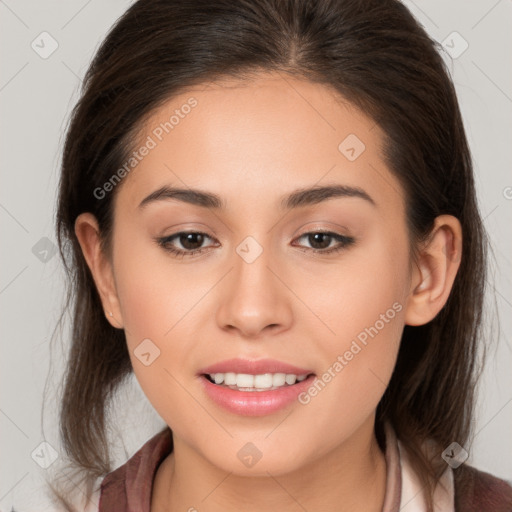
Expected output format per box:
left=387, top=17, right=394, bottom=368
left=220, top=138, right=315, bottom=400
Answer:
left=181, top=233, right=203, bottom=250
left=310, top=233, right=331, bottom=249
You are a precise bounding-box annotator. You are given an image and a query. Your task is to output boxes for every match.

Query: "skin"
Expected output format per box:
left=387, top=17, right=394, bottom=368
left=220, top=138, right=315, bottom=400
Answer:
left=75, top=71, right=462, bottom=511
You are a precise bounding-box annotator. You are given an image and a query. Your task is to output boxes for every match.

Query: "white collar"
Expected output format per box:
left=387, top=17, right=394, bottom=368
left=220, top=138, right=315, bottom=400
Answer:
left=398, top=439, right=455, bottom=512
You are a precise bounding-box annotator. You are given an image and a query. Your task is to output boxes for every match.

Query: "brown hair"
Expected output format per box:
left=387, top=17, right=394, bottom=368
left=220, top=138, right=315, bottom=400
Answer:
left=50, top=0, right=488, bottom=509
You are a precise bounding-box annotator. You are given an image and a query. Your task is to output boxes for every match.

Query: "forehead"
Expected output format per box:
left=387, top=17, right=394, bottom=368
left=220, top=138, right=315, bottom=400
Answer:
left=117, top=72, right=405, bottom=217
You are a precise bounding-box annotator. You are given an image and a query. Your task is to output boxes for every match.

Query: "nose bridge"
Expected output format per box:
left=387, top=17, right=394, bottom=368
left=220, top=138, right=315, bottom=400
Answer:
left=215, top=234, right=293, bottom=337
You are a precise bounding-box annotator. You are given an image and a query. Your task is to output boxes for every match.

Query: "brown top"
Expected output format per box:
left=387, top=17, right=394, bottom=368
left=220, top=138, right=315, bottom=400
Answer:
left=97, top=423, right=512, bottom=512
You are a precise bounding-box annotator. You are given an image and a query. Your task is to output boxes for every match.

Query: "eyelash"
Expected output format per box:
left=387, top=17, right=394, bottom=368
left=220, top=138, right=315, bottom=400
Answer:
left=156, top=230, right=355, bottom=259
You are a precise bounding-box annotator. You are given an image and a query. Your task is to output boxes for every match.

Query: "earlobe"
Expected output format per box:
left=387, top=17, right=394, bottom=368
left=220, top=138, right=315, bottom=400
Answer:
left=404, top=215, right=462, bottom=326
left=74, top=213, right=124, bottom=329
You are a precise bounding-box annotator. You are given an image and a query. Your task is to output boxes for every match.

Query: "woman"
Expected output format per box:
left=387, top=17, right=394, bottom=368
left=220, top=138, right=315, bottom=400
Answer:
left=50, top=0, right=512, bottom=510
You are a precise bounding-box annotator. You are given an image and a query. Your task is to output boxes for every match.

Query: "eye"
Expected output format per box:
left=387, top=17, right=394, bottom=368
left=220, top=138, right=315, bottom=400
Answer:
left=156, top=231, right=218, bottom=258
left=293, top=231, right=355, bottom=255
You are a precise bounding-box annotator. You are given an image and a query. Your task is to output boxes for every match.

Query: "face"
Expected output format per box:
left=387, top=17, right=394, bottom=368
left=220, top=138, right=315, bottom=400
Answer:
left=96, top=72, right=415, bottom=475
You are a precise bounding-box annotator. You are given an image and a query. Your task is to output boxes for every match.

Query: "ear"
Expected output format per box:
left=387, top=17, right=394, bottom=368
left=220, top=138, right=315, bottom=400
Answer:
left=74, top=212, right=124, bottom=329
left=404, top=215, right=462, bottom=326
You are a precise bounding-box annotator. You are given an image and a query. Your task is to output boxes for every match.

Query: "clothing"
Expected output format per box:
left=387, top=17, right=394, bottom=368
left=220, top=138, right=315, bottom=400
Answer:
left=96, top=425, right=512, bottom=511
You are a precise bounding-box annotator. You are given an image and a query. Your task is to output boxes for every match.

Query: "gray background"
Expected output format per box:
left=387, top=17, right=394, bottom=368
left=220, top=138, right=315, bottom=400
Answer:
left=1, top=0, right=511, bottom=509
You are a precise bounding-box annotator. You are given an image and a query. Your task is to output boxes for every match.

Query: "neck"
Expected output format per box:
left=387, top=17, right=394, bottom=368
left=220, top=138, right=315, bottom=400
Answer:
left=152, top=417, right=387, bottom=512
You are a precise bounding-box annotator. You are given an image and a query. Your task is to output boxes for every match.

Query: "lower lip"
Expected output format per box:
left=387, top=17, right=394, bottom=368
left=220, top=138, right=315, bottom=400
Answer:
left=199, top=374, right=316, bottom=416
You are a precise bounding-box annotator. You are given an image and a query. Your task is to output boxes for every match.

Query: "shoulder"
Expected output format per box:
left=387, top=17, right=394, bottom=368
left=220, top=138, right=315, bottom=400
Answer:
left=395, top=426, right=512, bottom=512
left=99, top=427, right=173, bottom=511
left=453, top=464, right=512, bottom=512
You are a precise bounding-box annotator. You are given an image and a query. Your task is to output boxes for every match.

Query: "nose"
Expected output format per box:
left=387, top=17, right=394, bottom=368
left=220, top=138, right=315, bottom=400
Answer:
left=215, top=242, right=293, bottom=339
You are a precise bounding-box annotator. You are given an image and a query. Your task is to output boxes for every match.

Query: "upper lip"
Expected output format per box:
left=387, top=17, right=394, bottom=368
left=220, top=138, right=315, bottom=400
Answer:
left=199, top=358, right=314, bottom=376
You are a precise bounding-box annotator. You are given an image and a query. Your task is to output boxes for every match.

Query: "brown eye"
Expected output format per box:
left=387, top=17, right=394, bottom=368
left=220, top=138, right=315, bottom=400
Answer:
left=156, top=231, right=217, bottom=258
left=293, top=231, right=355, bottom=254
left=307, top=232, right=333, bottom=250
left=179, top=232, right=206, bottom=250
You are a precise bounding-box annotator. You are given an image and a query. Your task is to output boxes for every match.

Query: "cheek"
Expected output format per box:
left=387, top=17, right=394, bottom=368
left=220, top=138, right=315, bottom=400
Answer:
left=112, top=253, right=201, bottom=434
left=112, top=228, right=202, bottom=343
left=293, top=224, right=409, bottom=346
left=291, top=298, right=405, bottom=459
left=110, top=230, right=212, bottom=417
left=292, top=235, right=407, bottom=431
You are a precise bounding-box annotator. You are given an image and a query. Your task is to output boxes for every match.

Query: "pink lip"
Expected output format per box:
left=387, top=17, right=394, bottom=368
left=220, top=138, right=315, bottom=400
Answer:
left=199, top=374, right=316, bottom=416
left=198, top=358, right=313, bottom=376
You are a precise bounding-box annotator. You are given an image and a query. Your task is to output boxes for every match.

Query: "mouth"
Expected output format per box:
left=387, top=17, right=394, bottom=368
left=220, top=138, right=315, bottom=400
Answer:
left=197, top=359, right=317, bottom=416
left=202, top=371, right=314, bottom=392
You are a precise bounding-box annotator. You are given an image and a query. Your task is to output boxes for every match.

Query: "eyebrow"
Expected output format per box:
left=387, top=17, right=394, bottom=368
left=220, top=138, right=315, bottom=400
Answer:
left=138, top=184, right=376, bottom=211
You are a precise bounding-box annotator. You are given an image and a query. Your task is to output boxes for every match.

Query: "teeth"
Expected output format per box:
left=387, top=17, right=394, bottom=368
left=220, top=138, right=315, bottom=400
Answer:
left=224, top=372, right=237, bottom=385
left=285, top=374, right=296, bottom=385
left=214, top=373, right=224, bottom=385
left=272, top=373, right=286, bottom=387
left=207, top=372, right=310, bottom=390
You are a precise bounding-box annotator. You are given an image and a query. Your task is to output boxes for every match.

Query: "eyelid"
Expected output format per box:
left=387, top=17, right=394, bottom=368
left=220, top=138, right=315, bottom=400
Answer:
left=293, top=221, right=351, bottom=236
